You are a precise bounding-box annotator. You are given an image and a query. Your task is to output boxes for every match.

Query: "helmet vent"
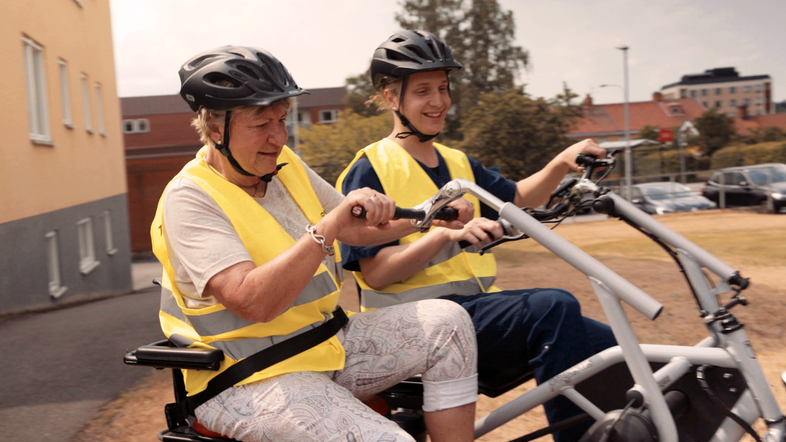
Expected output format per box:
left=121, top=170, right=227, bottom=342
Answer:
left=188, top=55, right=218, bottom=69
left=392, top=37, right=406, bottom=43
left=236, top=65, right=261, bottom=80
left=405, top=44, right=431, bottom=62
left=204, top=72, right=240, bottom=88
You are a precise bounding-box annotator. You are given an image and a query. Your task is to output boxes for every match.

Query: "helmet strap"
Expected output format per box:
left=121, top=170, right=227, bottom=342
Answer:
left=214, top=110, right=256, bottom=177
left=393, top=76, right=440, bottom=143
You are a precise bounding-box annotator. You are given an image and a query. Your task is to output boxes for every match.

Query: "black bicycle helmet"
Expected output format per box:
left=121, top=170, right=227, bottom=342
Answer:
left=370, top=30, right=462, bottom=88
left=370, top=31, right=462, bottom=143
left=178, top=46, right=307, bottom=177
left=179, top=45, right=307, bottom=112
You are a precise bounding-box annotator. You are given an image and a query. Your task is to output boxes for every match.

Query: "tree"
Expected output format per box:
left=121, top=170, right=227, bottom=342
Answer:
left=396, top=0, right=529, bottom=141
left=693, top=108, right=736, bottom=156
left=297, top=111, right=392, bottom=185
left=775, top=99, right=786, bottom=114
left=743, top=126, right=786, bottom=144
left=457, top=86, right=582, bottom=181
left=343, top=68, right=382, bottom=117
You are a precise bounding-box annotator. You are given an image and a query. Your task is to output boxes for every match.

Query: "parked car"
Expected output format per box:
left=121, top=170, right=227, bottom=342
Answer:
left=702, top=163, right=786, bottom=213
left=631, top=182, right=716, bottom=215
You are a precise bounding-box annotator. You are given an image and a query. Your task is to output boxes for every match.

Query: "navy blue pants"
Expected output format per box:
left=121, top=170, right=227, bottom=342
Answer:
left=440, top=288, right=617, bottom=442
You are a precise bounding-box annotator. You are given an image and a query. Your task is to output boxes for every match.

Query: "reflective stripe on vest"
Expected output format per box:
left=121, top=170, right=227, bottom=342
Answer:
left=152, top=145, right=345, bottom=395
left=336, top=139, right=498, bottom=311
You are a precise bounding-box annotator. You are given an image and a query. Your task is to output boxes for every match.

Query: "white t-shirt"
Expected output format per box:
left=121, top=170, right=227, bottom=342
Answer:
left=162, top=157, right=344, bottom=309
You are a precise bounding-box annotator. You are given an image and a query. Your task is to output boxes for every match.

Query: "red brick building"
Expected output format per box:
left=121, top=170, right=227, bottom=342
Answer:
left=123, top=87, right=347, bottom=253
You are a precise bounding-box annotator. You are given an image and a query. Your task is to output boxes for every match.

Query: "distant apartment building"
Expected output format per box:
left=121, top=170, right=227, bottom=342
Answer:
left=122, top=87, right=347, bottom=253
left=661, top=68, right=772, bottom=117
left=1, top=0, right=132, bottom=314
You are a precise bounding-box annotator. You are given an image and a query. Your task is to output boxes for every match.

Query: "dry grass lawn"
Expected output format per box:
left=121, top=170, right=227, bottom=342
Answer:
left=73, top=209, right=786, bottom=442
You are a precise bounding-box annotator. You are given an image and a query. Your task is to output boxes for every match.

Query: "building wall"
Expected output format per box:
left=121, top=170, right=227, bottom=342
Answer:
left=123, top=113, right=200, bottom=149
left=0, top=194, right=132, bottom=315
left=1, top=0, right=132, bottom=313
left=662, top=80, right=772, bottom=116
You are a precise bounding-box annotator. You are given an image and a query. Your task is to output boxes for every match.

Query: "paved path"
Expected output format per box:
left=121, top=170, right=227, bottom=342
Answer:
left=0, top=261, right=164, bottom=441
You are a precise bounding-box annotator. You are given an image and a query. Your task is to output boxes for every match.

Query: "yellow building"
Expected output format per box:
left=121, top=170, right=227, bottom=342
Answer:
left=1, top=0, right=131, bottom=314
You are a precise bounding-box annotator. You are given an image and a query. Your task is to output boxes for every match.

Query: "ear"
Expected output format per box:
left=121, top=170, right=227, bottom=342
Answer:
left=206, top=115, right=224, bottom=144
left=383, top=88, right=399, bottom=111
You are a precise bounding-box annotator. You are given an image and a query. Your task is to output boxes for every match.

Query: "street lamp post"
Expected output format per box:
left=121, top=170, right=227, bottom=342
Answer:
left=617, top=45, right=632, bottom=200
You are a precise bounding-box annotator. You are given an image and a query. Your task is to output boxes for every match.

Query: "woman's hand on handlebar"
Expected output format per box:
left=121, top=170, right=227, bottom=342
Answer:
left=443, top=218, right=503, bottom=248
left=339, top=188, right=396, bottom=230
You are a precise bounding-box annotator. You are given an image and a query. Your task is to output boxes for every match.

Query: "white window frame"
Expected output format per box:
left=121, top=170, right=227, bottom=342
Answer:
left=122, top=118, right=150, bottom=134
left=81, top=74, right=93, bottom=133
left=730, top=99, right=737, bottom=107
left=319, top=109, right=339, bottom=124
left=103, top=211, right=118, bottom=255
left=756, top=84, right=763, bottom=93
left=58, top=59, right=74, bottom=128
left=755, top=98, right=763, bottom=106
left=22, top=36, right=51, bottom=144
left=743, top=85, right=751, bottom=93
left=95, top=82, right=106, bottom=135
left=729, top=86, right=736, bottom=94
left=77, top=217, right=100, bottom=274
left=46, top=231, right=68, bottom=298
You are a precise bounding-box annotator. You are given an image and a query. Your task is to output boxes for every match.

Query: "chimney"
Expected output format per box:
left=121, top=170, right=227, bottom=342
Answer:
left=737, top=105, right=749, bottom=120
left=652, top=92, right=663, bottom=101
left=582, top=94, right=593, bottom=107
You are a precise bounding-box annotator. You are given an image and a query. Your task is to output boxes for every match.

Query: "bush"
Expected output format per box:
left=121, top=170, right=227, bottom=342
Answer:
left=634, top=146, right=710, bottom=176
left=710, top=142, right=786, bottom=169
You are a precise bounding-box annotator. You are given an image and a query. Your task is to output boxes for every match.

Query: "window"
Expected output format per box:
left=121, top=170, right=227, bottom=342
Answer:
left=95, top=83, right=105, bottom=135
left=755, top=98, right=763, bottom=106
left=22, top=36, right=51, bottom=143
left=715, top=88, right=721, bottom=95
left=122, top=118, right=150, bottom=134
left=714, top=101, right=722, bottom=108
left=702, top=101, right=709, bottom=108
left=756, top=84, right=763, bottom=93
left=319, top=109, right=339, bottom=123
left=671, top=106, right=681, bottom=114
left=701, top=89, right=707, bottom=96
left=743, top=98, right=750, bottom=106
left=81, top=74, right=93, bottom=133
left=58, top=59, right=73, bottom=127
left=46, top=231, right=67, bottom=298
left=729, top=86, right=736, bottom=94
left=77, top=217, right=99, bottom=274
left=689, top=90, right=696, bottom=98
left=730, top=99, right=737, bottom=106
left=103, top=211, right=117, bottom=255
left=743, top=85, right=751, bottom=93
left=728, top=111, right=736, bottom=117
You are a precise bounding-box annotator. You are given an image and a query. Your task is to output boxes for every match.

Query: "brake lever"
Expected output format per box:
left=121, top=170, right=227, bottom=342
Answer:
left=411, top=181, right=465, bottom=231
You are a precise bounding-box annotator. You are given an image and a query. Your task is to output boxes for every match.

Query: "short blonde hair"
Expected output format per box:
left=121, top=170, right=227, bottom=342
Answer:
left=366, top=76, right=404, bottom=112
left=191, top=98, right=293, bottom=147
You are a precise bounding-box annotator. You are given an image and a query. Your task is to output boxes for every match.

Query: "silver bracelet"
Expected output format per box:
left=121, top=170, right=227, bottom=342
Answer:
left=305, top=224, right=335, bottom=256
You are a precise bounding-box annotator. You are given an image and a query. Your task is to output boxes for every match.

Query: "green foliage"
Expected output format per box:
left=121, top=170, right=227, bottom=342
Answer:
left=343, top=68, right=382, bottom=117
left=396, top=0, right=529, bottom=140
left=741, top=126, right=786, bottom=144
left=775, top=99, right=786, bottom=114
left=636, top=125, right=660, bottom=141
left=298, top=111, right=392, bottom=186
left=693, top=108, right=736, bottom=156
left=636, top=147, right=710, bottom=176
left=710, top=142, right=786, bottom=169
left=457, top=86, right=582, bottom=181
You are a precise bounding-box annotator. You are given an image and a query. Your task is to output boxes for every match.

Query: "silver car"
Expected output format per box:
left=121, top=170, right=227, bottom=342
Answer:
left=631, top=182, right=717, bottom=215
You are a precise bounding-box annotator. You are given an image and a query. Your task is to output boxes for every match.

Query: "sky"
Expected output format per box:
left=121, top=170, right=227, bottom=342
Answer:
left=109, top=0, right=786, bottom=106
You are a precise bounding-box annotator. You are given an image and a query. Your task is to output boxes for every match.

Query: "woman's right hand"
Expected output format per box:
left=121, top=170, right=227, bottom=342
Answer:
left=442, top=217, right=503, bottom=248
left=334, top=187, right=396, bottom=231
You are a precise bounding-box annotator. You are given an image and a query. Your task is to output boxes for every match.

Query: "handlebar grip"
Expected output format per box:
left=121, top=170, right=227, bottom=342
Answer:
left=394, top=207, right=425, bottom=220
left=433, top=207, right=459, bottom=221
left=351, top=206, right=459, bottom=221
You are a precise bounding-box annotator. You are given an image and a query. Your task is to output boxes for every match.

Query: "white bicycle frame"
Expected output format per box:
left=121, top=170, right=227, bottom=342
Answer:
left=440, top=178, right=785, bottom=442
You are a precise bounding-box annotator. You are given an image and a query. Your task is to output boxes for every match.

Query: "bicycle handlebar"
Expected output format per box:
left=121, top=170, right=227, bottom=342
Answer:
left=351, top=205, right=459, bottom=221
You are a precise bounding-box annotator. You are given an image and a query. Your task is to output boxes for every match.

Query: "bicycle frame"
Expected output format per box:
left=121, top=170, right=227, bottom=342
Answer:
left=442, top=178, right=785, bottom=442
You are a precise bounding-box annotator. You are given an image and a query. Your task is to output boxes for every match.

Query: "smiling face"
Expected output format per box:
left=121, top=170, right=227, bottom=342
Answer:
left=393, top=70, right=451, bottom=135
left=218, top=104, right=289, bottom=177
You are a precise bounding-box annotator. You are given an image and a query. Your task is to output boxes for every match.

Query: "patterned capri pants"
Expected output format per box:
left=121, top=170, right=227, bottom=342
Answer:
left=195, top=299, right=478, bottom=442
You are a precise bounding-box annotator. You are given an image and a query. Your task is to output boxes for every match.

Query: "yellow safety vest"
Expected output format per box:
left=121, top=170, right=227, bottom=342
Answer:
left=152, top=146, right=345, bottom=396
left=336, top=139, right=498, bottom=311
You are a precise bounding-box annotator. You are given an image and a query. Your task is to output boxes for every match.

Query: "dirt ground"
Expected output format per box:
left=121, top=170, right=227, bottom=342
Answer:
left=73, top=210, right=786, bottom=442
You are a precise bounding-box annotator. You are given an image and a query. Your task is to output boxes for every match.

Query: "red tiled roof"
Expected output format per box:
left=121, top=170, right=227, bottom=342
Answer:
left=569, top=98, right=707, bottom=136
left=734, top=113, right=786, bottom=135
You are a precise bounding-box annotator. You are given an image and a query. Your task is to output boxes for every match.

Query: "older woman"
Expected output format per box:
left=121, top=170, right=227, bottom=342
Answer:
left=151, top=46, right=478, bottom=442
left=337, top=31, right=618, bottom=442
